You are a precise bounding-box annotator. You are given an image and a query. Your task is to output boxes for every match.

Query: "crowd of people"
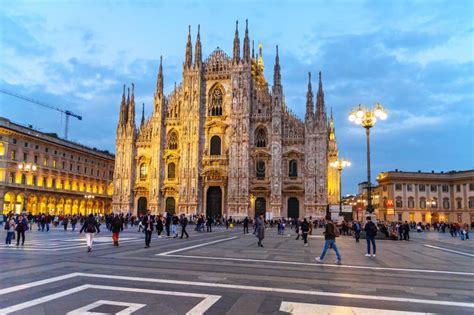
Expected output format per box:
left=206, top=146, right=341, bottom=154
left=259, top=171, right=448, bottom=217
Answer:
left=2, top=211, right=472, bottom=259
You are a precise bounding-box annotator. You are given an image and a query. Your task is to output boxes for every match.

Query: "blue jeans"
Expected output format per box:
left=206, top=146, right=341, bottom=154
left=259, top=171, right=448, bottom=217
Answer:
left=171, top=225, right=177, bottom=236
left=319, top=239, right=341, bottom=261
left=5, top=232, right=14, bottom=244
left=366, top=236, right=376, bottom=254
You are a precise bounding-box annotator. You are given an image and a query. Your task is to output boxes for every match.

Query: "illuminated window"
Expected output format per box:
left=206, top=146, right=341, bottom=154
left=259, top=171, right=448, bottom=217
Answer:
left=255, top=128, right=267, bottom=148
left=140, top=163, right=148, bottom=180
left=52, top=160, right=57, bottom=168
left=395, top=197, right=402, bottom=208
left=209, top=86, right=223, bottom=116
left=0, top=143, right=4, bottom=156
left=11, top=150, right=16, bottom=160
left=167, top=163, right=176, bottom=179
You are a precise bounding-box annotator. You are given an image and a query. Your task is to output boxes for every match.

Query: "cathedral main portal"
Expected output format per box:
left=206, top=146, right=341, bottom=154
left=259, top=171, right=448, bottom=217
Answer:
left=206, top=186, right=222, bottom=219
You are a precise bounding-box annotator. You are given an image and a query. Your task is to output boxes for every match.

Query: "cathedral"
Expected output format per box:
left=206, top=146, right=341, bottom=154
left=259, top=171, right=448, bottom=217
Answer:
left=112, top=21, right=340, bottom=219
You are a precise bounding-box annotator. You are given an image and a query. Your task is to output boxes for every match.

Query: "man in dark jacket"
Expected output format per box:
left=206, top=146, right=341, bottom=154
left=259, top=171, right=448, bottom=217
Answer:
left=315, top=215, right=341, bottom=264
left=243, top=216, right=249, bottom=234
left=364, top=216, right=377, bottom=257
left=180, top=214, right=189, bottom=239
left=111, top=215, right=123, bottom=246
left=403, top=221, right=410, bottom=241
left=301, top=218, right=310, bottom=246
left=142, top=211, right=154, bottom=248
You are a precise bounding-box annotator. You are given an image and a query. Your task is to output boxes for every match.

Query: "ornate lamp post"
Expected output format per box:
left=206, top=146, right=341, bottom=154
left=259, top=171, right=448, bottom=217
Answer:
left=17, top=162, right=37, bottom=213
left=330, top=158, right=351, bottom=217
left=348, top=103, right=387, bottom=215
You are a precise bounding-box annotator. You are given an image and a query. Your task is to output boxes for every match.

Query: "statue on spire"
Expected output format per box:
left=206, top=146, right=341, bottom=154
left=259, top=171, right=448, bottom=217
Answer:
left=185, top=25, right=193, bottom=68
left=194, top=25, right=202, bottom=67
left=232, top=20, right=240, bottom=64
left=243, top=19, right=250, bottom=63
left=305, top=72, right=314, bottom=121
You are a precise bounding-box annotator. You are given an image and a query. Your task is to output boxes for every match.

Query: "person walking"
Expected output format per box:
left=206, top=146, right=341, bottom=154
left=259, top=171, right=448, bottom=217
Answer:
left=79, top=213, right=101, bottom=252
left=206, top=216, right=213, bottom=232
left=403, top=221, right=410, bottom=241
left=180, top=214, right=189, bottom=239
left=364, top=216, right=377, bottom=257
left=156, top=215, right=164, bottom=237
left=165, top=213, right=171, bottom=237
left=295, top=219, right=301, bottom=240
left=142, top=211, right=155, bottom=248
left=111, top=214, right=123, bottom=246
left=71, top=216, right=77, bottom=232
left=15, top=215, right=28, bottom=246
left=301, top=218, right=310, bottom=246
left=315, top=215, right=341, bottom=264
left=243, top=216, right=249, bottom=234
left=172, top=214, right=179, bottom=238
left=5, top=214, right=16, bottom=246
left=256, top=214, right=265, bottom=247
left=353, top=220, right=361, bottom=243
left=63, top=216, right=69, bottom=231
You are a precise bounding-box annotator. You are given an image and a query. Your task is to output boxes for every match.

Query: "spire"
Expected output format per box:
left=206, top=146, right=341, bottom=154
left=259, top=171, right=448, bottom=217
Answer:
left=140, top=103, right=145, bottom=128
left=305, top=72, right=314, bottom=121
left=251, top=40, right=255, bottom=59
left=119, top=84, right=128, bottom=126
left=316, top=71, right=326, bottom=118
left=156, top=55, right=164, bottom=96
left=232, top=20, right=240, bottom=64
left=273, top=45, right=281, bottom=87
left=194, top=25, right=202, bottom=67
left=127, top=83, right=135, bottom=126
left=243, top=19, right=250, bottom=63
left=185, top=25, right=193, bottom=68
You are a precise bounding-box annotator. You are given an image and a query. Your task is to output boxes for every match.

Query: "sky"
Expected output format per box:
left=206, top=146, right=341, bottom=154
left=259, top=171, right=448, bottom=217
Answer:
left=0, top=0, right=473, bottom=195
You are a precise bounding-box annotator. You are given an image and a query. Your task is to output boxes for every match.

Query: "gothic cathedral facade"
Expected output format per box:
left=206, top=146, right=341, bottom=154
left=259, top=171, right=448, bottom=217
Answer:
left=113, top=21, right=340, bottom=219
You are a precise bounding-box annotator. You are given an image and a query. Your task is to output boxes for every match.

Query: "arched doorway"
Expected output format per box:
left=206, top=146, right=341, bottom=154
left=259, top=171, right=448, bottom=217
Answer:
left=255, top=197, right=266, bottom=218
left=288, top=197, right=299, bottom=219
left=166, top=197, right=176, bottom=215
left=206, top=186, right=222, bottom=219
left=137, top=197, right=147, bottom=216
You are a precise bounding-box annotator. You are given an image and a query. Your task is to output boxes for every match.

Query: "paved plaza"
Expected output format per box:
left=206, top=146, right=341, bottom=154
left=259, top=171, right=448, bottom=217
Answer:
left=0, top=225, right=473, bottom=314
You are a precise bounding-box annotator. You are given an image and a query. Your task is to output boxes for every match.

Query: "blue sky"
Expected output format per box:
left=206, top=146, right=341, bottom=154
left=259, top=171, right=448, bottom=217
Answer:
left=1, top=0, right=473, bottom=195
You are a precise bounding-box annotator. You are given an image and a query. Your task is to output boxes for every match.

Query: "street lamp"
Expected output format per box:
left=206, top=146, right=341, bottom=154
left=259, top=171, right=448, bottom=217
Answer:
left=17, top=162, right=37, bottom=212
left=84, top=194, right=95, bottom=215
left=330, top=158, right=351, bottom=217
left=348, top=103, right=387, bottom=215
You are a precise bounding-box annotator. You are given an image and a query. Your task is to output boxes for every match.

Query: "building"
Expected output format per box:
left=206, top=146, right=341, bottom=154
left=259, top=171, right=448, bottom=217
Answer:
left=376, top=170, right=474, bottom=224
left=112, top=21, right=339, bottom=218
left=0, top=117, right=115, bottom=215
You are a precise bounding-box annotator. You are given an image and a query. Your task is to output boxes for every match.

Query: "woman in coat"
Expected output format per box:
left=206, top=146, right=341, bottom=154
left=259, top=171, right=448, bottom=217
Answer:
left=256, top=214, right=265, bottom=247
left=80, top=214, right=100, bottom=252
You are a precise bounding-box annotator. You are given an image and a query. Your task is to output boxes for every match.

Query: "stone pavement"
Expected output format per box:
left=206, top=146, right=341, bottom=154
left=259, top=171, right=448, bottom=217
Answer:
left=0, top=225, right=473, bottom=314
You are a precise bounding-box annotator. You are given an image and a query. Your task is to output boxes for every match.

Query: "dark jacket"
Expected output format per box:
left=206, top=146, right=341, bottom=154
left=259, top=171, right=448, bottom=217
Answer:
left=142, top=215, right=155, bottom=231
left=364, top=221, right=377, bottom=237
left=301, top=221, right=310, bottom=233
left=80, top=216, right=100, bottom=233
left=111, top=217, right=123, bottom=233
left=323, top=222, right=336, bottom=240
left=180, top=217, right=188, bottom=227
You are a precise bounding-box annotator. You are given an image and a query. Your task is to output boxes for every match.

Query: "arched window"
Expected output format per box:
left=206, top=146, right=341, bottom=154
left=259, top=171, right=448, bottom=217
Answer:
left=210, top=136, right=221, bottom=155
left=209, top=87, right=223, bottom=116
left=168, top=163, right=176, bottom=179
left=255, top=128, right=267, bottom=147
left=167, top=132, right=178, bottom=150
left=139, top=163, right=148, bottom=180
left=256, top=160, right=265, bottom=179
left=431, top=198, right=438, bottom=209
left=289, top=160, right=298, bottom=177
left=420, top=197, right=426, bottom=209
left=456, top=198, right=462, bottom=209
left=408, top=197, right=414, bottom=208
left=468, top=197, right=474, bottom=209
left=442, top=198, right=450, bottom=209
left=395, top=197, right=403, bottom=208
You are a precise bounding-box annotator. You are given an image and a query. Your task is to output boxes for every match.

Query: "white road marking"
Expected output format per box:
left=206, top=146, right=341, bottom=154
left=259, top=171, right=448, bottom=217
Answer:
left=161, top=254, right=474, bottom=277
left=1, top=273, right=473, bottom=310
left=156, top=236, right=238, bottom=256
left=67, top=299, right=146, bottom=315
left=424, top=244, right=474, bottom=257
left=0, top=284, right=221, bottom=314
left=279, top=301, right=430, bottom=314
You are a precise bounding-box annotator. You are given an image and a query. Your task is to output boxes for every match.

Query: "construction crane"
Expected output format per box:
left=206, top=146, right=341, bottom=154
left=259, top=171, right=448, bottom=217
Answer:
left=0, top=89, right=82, bottom=140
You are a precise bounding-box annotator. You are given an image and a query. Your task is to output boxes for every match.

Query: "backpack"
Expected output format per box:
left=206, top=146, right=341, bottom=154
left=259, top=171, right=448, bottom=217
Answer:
left=331, top=222, right=340, bottom=237
left=4, top=221, right=10, bottom=230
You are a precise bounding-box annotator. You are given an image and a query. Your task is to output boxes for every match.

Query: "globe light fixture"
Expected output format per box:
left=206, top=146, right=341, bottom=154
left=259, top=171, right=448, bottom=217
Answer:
left=348, top=103, right=388, bottom=215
